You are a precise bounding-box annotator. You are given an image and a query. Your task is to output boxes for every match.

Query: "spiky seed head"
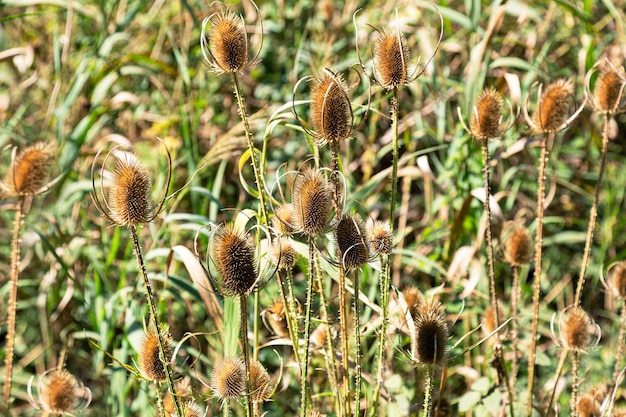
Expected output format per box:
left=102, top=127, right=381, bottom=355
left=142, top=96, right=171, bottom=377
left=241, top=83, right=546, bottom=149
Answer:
left=271, top=237, right=298, bottom=270
left=335, top=213, right=370, bottom=270
left=311, top=323, right=330, bottom=348
left=609, top=261, right=626, bottom=300
left=139, top=326, right=172, bottom=382
left=373, top=29, right=411, bottom=90
left=273, top=203, right=296, bottom=235
left=212, top=224, right=257, bottom=296
left=264, top=300, right=289, bottom=337
left=2, top=142, right=55, bottom=196
left=470, top=88, right=504, bottom=140
left=368, top=220, right=393, bottom=255
left=402, top=286, right=424, bottom=318
left=108, top=156, right=152, bottom=227
left=249, top=361, right=271, bottom=403
left=500, top=221, right=533, bottom=267
left=179, top=401, right=204, bottom=417
left=39, top=369, right=79, bottom=413
left=482, top=304, right=505, bottom=335
left=310, top=71, right=352, bottom=146
left=577, top=393, right=600, bottom=417
left=292, top=169, right=332, bottom=236
left=594, top=66, right=626, bottom=114
left=411, top=301, right=448, bottom=365
left=210, top=357, right=245, bottom=401
left=559, top=306, right=593, bottom=352
left=532, top=79, right=575, bottom=132
left=208, top=12, right=248, bottom=73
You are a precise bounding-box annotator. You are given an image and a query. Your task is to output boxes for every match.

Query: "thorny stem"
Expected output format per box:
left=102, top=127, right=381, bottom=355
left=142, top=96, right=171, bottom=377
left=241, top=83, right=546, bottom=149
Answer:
left=354, top=269, right=362, bottom=417
left=526, top=133, right=552, bottom=417
left=277, top=270, right=301, bottom=363
left=156, top=382, right=165, bottom=417
left=574, top=114, right=610, bottom=306
left=614, top=301, right=626, bottom=382
left=390, top=87, right=399, bottom=231
left=423, top=365, right=434, bottom=417
left=571, top=351, right=580, bottom=417
left=510, top=265, right=521, bottom=396
left=300, top=238, right=316, bottom=417
left=3, top=197, right=24, bottom=414
left=372, top=254, right=391, bottom=415
left=547, top=349, right=569, bottom=413
left=240, top=295, right=253, bottom=417
left=330, top=141, right=343, bottom=220
left=129, top=226, right=183, bottom=417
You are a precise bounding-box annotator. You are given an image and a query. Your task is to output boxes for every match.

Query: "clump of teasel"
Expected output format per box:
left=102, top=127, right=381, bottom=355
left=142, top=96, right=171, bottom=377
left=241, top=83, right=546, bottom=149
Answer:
left=211, top=224, right=257, bottom=297
left=27, top=369, right=91, bottom=415
left=500, top=221, right=533, bottom=267
left=291, top=169, right=333, bottom=237
left=248, top=361, right=271, bottom=403
left=367, top=220, right=393, bottom=256
left=1, top=142, right=56, bottom=197
left=334, top=213, right=370, bottom=270
left=411, top=301, right=448, bottom=366
left=139, top=326, right=173, bottom=382
left=210, top=357, right=246, bottom=402
left=309, top=69, right=353, bottom=146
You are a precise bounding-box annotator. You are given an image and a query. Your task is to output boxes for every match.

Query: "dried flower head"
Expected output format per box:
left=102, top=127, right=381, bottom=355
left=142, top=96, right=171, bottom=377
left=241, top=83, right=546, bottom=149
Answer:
left=482, top=303, right=505, bottom=335
left=310, top=70, right=353, bottom=146
left=292, top=169, right=333, bottom=236
left=1, top=142, right=55, bottom=197
left=577, top=392, right=601, bottom=417
left=212, top=224, right=257, bottom=296
left=108, top=156, right=152, bottom=227
left=608, top=261, right=626, bottom=300
left=249, top=361, right=271, bottom=403
left=469, top=88, right=504, bottom=140
left=263, top=300, right=289, bottom=337
left=27, top=369, right=91, bottom=415
left=210, top=357, right=245, bottom=401
left=373, top=28, right=411, bottom=90
left=401, top=286, right=424, bottom=319
left=335, top=213, right=370, bottom=270
left=588, top=60, right=626, bottom=115
left=273, top=203, right=296, bottom=235
left=139, top=326, right=172, bottom=382
left=411, top=301, right=448, bottom=365
left=271, top=237, right=298, bottom=270
left=179, top=401, right=204, bottom=417
left=529, top=79, right=576, bottom=133
left=500, top=221, right=533, bottom=267
left=368, top=220, right=393, bottom=255
left=555, top=306, right=599, bottom=352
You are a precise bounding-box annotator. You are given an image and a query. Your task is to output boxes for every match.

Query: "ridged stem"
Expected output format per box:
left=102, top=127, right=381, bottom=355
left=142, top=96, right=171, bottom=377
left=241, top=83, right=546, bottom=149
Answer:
left=156, top=383, right=165, bottom=417
left=571, top=350, right=580, bottom=417
left=3, top=197, right=24, bottom=414
left=390, top=87, right=399, bottom=229
left=547, top=349, right=568, bottom=413
left=353, top=269, right=362, bottom=417
left=614, top=301, right=626, bottom=382
left=574, top=114, right=610, bottom=306
left=300, top=238, right=316, bottom=417
left=372, top=254, right=391, bottom=416
left=129, top=226, right=183, bottom=417
left=510, top=265, right=521, bottom=397
left=526, top=133, right=552, bottom=417
left=239, top=294, right=253, bottom=417
left=277, top=270, right=301, bottom=363
left=422, top=365, right=433, bottom=417
left=481, top=141, right=500, bottom=329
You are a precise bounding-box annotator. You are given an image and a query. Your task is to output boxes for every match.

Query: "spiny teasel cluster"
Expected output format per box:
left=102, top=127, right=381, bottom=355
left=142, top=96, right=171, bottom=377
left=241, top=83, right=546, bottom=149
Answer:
left=139, top=326, right=172, bottom=382
left=335, top=212, right=370, bottom=270
left=291, top=169, right=333, bottom=236
left=273, top=203, right=296, bottom=235
left=309, top=70, right=353, bottom=146
left=411, top=300, right=448, bottom=366
left=210, top=357, right=246, bottom=402
left=482, top=304, right=506, bottom=336
left=211, top=224, right=258, bottom=296
left=1, top=142, right=55, bottom=197
left=206, top=11, right=249, bottom=73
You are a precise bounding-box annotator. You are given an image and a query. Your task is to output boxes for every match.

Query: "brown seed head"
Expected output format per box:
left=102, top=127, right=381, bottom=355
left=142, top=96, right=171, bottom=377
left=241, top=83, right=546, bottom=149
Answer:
left=249, top=361, right=271, bottom=403
left=3, top=142, right=55, bottom=196
left=594, top=66, right=626, bottom=114
left=310, top=71, right=353, bottom=146
left=577, top=393, right=600, bottom=417
left=368, top=220, right=393, bottom=255
left=500, top=221, right=533, bottom=267
left=608, top=261, right=626, bottom=300
left=411, top=301, right=448, bottom=365
left=108, top=156, right=152, bottom=227
left=559, top=306, right=594, bottom=352
left=401, top=286, right=424, bottom=319
left=39, top=369, right=79, bottom=413
left=271, top=237, right=298, bottom=270
left=273, top=203, right=296, bottom=235
left=208, top=11, right=248, bottom=73
left=482, top=304, right=505, bottom=335
left=180, top=401, right=204, bottom=417
left=139, top=326, right=172, bottom=382
left=212, top=224, right=257, bottom=296
left=335, top=213, right=370, bottom=270
left=210, top=357, right=245, bottom=401
left=373, top=29, right=411, bottom=90
left=311, top=323, right=330, bottom=348
left=470, top=88, right=504, bottom=140
left=292, top=169, right=333, bottom=236
left=531, top=79, right=575, bottom=132
left=264, top=300, right=289, bottom=337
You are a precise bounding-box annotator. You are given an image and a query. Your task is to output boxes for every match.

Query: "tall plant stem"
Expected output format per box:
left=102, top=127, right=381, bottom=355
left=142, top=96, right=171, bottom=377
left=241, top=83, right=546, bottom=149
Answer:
left=3, top=197, right=24, bottom=413
left=353, top=269, right=362, bottom=417
left=571, top=351, right=580, bottom=417
left=547, top=349, right=569, bottom=413
left=129, top=226, right=183, bottom=417
left=390, top=87, right=399, bottom=229
left=510, top=265, right=521, bottom=396
left=574, top=114, right=610, bottom=306
left=614, top=301, right=626, bottom=382
left=300, top=239, right=316, bottom=417
left=526, top=133, right=552, bottom=417
left=156, top=383, right=166, bottom=417
left=277, top=270, right=301, bottom=363
left=330, top=141, right=343, bottom=219
left=372, top=255, right=391, bottom=416
left=481, top=140, right=500, bottom=329
left=239, top=294, right=253, bottom=417
left=422, top=365, right=434, bottom=417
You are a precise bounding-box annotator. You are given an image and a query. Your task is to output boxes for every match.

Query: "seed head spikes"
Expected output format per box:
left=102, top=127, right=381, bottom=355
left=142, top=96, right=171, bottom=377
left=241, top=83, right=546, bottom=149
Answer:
left=27, top=369, right=91, bottom=415
left=457, top=87, right=514, bottom=141
left=1, top=142, right=55, bottom=197
left=411, top=301, right=448, bottom=366
left=523, top=78, right=585, bottom=134
left=586, top=58, right=626, bottom=115
left=608, top=261, right=626, bottom=300
left=248, top=361, right=271, bottom=403
left=500, top=221, right=533, bottom=267
left=367, top=220, right=393, bottom=256
left=139, top=326, right=173, bottom=382
left=551, top=306, right=600, bottom=352
left=291, top=168, right=333, bottom=237
left=210, top=356, right=246, bottom=402
left=334, top=213, right=370, bottom=270
left=211, top=223, right=258, bottom=297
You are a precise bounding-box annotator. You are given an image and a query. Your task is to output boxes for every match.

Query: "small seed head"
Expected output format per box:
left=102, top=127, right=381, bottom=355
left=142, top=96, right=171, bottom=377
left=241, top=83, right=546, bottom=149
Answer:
left=139, top=326, right=172, bottom=382
left=500, top=221, right=533, bottom=267
left=311, top=323, right=332, bottom=348
left=577, top=393, right=601, bottom=417
left=271, top=237, right=298, bottom=270
left=411, top=301, right=448, bottom=365
left=368, top=220, right=393, bottom=255
left=38, top=369, right=79, bottom=413
left=212, top=224, right=257, bottom=296
left=594, top=66, right=626, bottom=114
left=179, top=401, right=204, bottom=417
left=310, top=71, right=353, bottom=146
left=2, top=142, right=55, bottom=196
left=531, top=79, right=575, bottom=132
left=273, top=203, right=296, bottom=235
left=470, top=88, right=504, bottom=140
left=335, top=213, right=370, bottom=270
left=558, top=306, right=594, bottom=352
left=249, top=361, right=271, bottom=403
left=210, top=357, right=245, bottom=401
left=608, top=261, right=626, bottom=300
left=482, top=304, right=505, bottom=335
left=373, top=29, right=411, bottom=90
left=108, top=156, right=152, bottom=227
left=292, top=169, right=333, bottom=236
left=208, top=12, right=248, bottom=73
left=401, top=286, right=424, bottom=319
left=264, top=300, right=289, bottom=337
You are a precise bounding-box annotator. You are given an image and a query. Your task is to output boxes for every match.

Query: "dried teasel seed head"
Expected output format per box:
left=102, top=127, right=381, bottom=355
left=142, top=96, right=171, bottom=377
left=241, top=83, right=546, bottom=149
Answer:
left=482, top=303, right=505, bottom=335
left=292, top=169, right=333, bottom=236
left=594, top=65, right=626, bottom=114
left=311, top=323, right=332, bottom=348
left=500, top=221, right=533, bottom=267
left=139, top=326, right=172, bottom=382
left=373, top=29, right=411, bottom=90
left=264, top=300, right=289, bottom=337
left=368, top=220, right=393, bottom=255
left=39, top=369, right=79, bottom=413
left=470, top=88, right=504, bottom=140
left=335, top=213, right=370, bottom=270
left=249, top=361, right=271, bottom=403
left=271, top=237, right=298, bottom=270
left=310, top=70, right=353, bottom=146
left=108, top=156, right=152, bottom=227
left=212, top=224, right=257, bottom=296
left=577, top=393, right=601, bottom=417
left=178, top=401, right=204, bottom=417
left=273, top=203, right=296, bottom=235
left=210, top=357, right=245, bottom=401
left=401, top=286, right=424, bottom=318
left=558, top=306, right=595, bottom=352
left=609, top=261, right=626, bottom=300
left=208, top=11, right=248, bottom=73
left=2, top=142, right=55, bottom=196
left=531, top=78, right=575, bottom=132
left=411, top=301, right=448, bottom=365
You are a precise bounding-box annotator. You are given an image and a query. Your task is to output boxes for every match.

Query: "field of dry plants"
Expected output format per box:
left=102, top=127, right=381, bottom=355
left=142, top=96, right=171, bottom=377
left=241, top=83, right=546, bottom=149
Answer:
left=1, top=0, right=626, bottom=416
